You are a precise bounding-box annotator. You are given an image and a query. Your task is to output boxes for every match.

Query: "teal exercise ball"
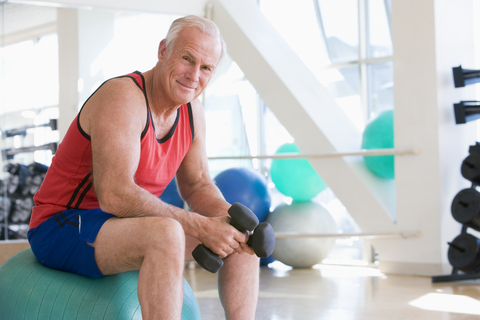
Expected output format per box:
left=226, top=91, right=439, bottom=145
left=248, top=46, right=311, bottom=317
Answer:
left=361, top=110, right=395, bottom=179
left=266, top=201, right=337, bottom=268
left=0, top=249, right=201, bottom=320
left=270, top=143, right=327, bottom=202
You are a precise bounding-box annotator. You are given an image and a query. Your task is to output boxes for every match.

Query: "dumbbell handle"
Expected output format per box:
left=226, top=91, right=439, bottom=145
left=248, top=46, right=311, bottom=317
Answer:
left=192, top=203, right=259, bottom=273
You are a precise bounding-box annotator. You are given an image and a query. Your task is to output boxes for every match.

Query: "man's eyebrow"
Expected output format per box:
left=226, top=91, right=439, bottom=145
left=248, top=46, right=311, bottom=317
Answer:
left=183, top=50, right=216, bottom=69
left=183, top=51, right=195, bottom=60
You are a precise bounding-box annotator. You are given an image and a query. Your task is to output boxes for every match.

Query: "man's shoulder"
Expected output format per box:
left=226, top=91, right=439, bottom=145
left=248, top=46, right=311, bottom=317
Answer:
left=95, top=77, right=146, bottom=105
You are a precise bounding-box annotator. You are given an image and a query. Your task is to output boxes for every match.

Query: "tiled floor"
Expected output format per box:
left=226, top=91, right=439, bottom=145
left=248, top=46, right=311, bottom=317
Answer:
left=184, top=262, right=480, bottom=320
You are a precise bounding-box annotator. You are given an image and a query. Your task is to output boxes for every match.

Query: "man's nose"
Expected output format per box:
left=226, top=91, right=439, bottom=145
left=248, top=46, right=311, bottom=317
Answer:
left=186, top=65, right=200, bottom=82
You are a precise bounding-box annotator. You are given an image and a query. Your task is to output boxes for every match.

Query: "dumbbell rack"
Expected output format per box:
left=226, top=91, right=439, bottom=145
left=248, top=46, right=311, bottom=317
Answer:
left=432, top=224, right=480, bottom=283
left=432, top=144, right=480, bottom=283
left=0, top=120, right=57, bottom=241
left=432, top=66, right=480, bottom=282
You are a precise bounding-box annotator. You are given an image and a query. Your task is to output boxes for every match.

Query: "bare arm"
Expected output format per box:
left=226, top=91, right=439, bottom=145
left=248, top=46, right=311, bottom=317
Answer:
left=176, top=99, right=254, bottom=255
left=80, top=80, right=247, bottom=257
left=81, top=79, right=201, bottom=236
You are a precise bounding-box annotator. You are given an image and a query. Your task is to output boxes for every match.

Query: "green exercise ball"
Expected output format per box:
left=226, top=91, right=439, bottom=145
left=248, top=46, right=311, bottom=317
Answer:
left=270, top=143, right=327, bottom=202
left=0, top=249, right=201, bottom=320
left=361, top=110, right=395, bottom=179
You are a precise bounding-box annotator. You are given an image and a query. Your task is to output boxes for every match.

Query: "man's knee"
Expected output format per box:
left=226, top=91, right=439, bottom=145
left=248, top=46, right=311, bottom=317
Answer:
left=224, top=251, right=260, bottom=269
left=144, top=217, right=186, bottom=254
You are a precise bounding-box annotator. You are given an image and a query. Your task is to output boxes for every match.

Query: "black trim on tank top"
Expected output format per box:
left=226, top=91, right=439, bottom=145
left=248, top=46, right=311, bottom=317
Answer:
left=187, top=102, right=194, bottom=142
left=76, top=71, right=150, bottom=141
left=154, top=108, right=181, bottom=144
left=130, top=71, right=151, bottom=139
left=74, top=182, right=93, bottom=209
left=67, top=172, right=92, bottom=210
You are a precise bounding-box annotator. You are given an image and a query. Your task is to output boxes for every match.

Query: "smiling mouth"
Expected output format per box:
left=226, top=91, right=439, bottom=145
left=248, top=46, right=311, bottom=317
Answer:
left=177, top=81, right=196, bottom=90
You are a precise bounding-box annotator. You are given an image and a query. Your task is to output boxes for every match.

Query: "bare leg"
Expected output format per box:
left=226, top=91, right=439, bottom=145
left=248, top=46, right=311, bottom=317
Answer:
left=218, top=253, right=259, bottom=320
left=185, top=233, right=259, bottom=319
left=92, top=216, right=185, bottom=320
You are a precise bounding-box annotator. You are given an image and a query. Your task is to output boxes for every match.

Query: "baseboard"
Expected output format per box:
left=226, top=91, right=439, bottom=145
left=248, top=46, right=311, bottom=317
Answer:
left=378, top=260, right=452, bottom=277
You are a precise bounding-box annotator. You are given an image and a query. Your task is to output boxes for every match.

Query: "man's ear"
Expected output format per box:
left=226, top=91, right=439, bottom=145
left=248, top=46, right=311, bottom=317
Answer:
left=158, top=39, right=167, bottom=61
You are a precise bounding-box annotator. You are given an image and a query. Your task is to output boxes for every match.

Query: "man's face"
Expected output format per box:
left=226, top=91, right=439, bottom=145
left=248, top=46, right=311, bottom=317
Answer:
left=158, top=28, right=222, bottom=106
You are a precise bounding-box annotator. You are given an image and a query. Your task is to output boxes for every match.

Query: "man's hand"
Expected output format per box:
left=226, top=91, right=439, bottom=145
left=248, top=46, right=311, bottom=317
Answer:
left=196, top=215, right=249, bottom=258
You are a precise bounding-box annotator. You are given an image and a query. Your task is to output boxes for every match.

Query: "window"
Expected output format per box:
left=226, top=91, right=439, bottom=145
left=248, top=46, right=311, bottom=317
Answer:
left=260, top=0, right=394, bottom=131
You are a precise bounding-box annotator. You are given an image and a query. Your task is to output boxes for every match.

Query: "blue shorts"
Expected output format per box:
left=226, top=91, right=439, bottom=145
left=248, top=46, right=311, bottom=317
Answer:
left=27, top=209, right=115, bottom=278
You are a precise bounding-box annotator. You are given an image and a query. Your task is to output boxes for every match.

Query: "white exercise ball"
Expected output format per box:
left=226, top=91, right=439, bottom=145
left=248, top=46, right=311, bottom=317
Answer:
left=267, top=201, right=337, bottom=268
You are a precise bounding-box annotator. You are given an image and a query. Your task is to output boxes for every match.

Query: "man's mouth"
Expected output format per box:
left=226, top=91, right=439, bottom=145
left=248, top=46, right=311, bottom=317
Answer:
left=177, top=81, right=195, bottom=90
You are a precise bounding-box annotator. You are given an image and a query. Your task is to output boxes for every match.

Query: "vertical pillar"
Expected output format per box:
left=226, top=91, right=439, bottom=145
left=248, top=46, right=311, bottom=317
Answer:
left=57, top=8, right=114, bottom=141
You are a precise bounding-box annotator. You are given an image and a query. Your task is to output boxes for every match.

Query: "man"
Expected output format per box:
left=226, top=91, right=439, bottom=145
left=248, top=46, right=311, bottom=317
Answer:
left=28, top=15, right=259, bottom=320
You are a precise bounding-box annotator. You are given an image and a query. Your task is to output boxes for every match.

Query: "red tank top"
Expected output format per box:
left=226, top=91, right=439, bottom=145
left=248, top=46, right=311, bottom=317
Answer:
left=30, top=71, right=194, bottom=229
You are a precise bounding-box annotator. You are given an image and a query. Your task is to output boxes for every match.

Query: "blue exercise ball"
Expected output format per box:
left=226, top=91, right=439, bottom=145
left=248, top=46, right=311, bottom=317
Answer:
left=260, top=254, right=276, bottom=266
left=0, top=249, right=201, bottom=320
left=361, top=110, right=395, bottom=179
left=214, top=167, right=271, bottom=222
left=160, top=178, right=185, bottom=208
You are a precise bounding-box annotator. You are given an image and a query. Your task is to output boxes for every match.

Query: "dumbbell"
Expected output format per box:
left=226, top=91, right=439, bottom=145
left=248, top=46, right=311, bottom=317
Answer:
left=451, top=188, right=480, bottom=231
left=192, top=202, right=275, bottom=273
left=461, top=153, right=480, bottom=184
left=448, top=233, right=480, bottom=274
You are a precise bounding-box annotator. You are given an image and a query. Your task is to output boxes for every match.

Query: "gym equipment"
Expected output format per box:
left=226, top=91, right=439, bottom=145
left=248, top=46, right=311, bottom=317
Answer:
left=0, top=197, right=11, bottom=223
left=160, top=178, right=185, bottom=209
left=260, top=254, right=275, bottom=266
left=453, top=65, right=480, bottom=88
left=453, top=101, right=480, bottom=124
left=451, top=188, right=480, bottom=230
left=461, top=153, right=480, bottom=184
left=432, top=143, right=480, bottom=283
left=8, top=196, right=33, bottom=224
left=266, top=201, right=337, bottom=268
left=270, top=143, right=327, bottom=202
left=192, top=202, right=275, bottom=273
left=447, top=233, right=480, bottom=274
left=214, top=167, right=271, bottom=222
left=2, top=142, right=57, bottom=161
left=0, top=249, right=201, bottom=320
left=3, top=119, right=57, bottom=138
left=361, top=109, right=395, bottom=179
left=4, top=163, right=30, bottom=195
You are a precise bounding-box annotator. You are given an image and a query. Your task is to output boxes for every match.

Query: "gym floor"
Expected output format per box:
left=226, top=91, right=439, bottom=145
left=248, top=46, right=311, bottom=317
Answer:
left=184, top=262, right=480, bottom=320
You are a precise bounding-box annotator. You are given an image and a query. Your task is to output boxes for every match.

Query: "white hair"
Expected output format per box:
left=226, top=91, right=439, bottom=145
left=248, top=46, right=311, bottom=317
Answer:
left=165, top=15, right=226, bottom=66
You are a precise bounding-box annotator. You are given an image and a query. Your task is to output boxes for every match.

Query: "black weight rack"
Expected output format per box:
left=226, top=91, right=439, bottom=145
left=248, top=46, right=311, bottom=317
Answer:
left=432, top=144, right=480, bottom=283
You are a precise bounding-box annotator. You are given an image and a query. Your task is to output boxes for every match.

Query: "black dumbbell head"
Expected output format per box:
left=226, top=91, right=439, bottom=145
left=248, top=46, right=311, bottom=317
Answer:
left=448, top=233, right=480, bottom=273
left=192, top=244, right=223, bottom=273
left=451, top=188, right=480, bottom=231
left=247, top=222, right=275, bottom=258
left=228, top=203, right=259, bottom=231
left=461, top=154, right=480, bottom=184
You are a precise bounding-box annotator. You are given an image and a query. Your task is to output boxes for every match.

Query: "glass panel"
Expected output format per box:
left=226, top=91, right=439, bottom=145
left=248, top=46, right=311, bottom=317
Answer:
left=204, top=61, right=257, bottom=178
left=259, top=0, right=330, bottom=71
left=367, top=0, right=393, bottom=58
left=316, top=0, right=359, bottom=63
left=367, top=61, right=394, bottom=120
left=315, top=66, right=364, bottom=131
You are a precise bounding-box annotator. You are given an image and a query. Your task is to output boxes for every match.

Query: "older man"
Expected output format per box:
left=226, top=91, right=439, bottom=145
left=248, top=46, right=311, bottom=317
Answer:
left=28, top=15, right=259, bottom=320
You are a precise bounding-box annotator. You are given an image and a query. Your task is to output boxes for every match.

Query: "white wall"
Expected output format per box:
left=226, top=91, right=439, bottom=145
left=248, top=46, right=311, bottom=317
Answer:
left=376, top=0, right=477, bottom=275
